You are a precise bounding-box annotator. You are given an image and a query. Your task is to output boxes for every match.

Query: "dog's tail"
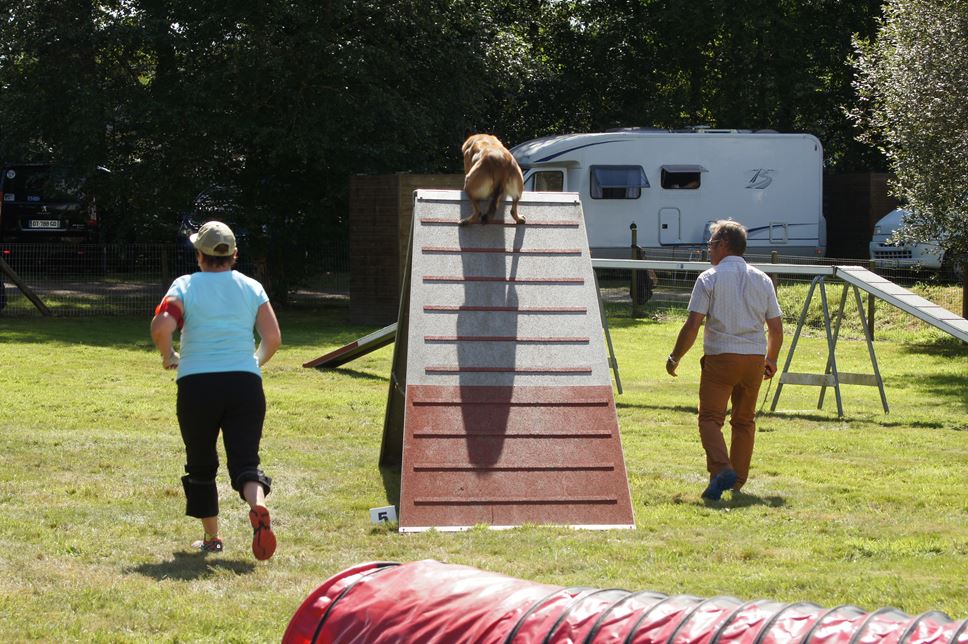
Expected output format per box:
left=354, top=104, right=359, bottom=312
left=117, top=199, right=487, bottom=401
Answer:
left=483, top=186, right=502, bottom=222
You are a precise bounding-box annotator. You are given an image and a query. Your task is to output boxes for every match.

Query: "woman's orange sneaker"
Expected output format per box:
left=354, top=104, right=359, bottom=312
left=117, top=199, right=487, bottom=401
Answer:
left=249, top=506, right=276, bottom=560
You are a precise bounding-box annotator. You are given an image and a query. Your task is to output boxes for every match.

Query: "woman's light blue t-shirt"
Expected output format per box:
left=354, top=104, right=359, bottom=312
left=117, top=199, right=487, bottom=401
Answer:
left=165, top=270, right=269, bottom=380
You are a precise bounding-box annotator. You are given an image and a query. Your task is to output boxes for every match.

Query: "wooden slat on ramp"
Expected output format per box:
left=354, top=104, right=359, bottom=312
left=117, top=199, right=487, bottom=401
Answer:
left=383, top=190, right=635, bottom=531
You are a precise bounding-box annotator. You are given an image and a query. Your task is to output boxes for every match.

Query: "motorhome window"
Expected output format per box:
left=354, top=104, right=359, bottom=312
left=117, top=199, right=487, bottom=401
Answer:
left=590, top=165, right=649, bottom=199
left=531, top=171, right=564, bottom=192
left=661, top=165, right=704, bottom=190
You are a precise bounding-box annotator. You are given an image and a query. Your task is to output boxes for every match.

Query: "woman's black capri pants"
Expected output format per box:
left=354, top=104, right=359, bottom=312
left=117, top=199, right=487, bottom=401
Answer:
left=176, top=371, right=272, bottom=518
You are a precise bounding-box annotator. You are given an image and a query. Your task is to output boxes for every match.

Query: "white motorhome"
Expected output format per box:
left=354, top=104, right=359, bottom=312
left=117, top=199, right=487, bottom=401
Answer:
left=511, top=128, right=826, bottom=259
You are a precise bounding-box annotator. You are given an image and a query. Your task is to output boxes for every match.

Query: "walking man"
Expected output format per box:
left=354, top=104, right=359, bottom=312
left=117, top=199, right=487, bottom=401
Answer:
left=666, top=220, right=783, bottom=500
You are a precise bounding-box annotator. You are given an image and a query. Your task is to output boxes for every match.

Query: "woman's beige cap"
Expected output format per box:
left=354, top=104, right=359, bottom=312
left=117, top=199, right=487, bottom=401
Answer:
left=190, top=221, right=236, bottom=256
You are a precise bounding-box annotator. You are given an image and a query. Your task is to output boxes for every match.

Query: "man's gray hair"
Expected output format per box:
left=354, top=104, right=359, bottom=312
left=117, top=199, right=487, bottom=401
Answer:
left=709, top=219, right=747, bottom=255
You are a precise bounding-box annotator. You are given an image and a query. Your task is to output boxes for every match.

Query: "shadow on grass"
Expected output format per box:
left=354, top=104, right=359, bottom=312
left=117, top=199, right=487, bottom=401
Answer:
left=127, top=551, right=256, bottom=580
left=671, top=490, right=785, bottom=508
left=616, top=402, right=698, bottom=414
left=767, top=410, right=959, bottom=429
left=760, top=410, right=852, bottom=423
left=682, top=492, right=786, bottom=509
left=309, top=367, right=388, bottom=382
left=619, top=399, right=956, bottom=427
left=910, top=373, right=968, bottom=407
left=615, top=399, right=938, bottom=426
left=0, top=307, right=388, bottom=351
left=876, top=417, right=957, bottom=430
left=600, top=313, right=668, bottom=329
left=380, top=466, right=401, bottom=508
left=615, top=402, right=825, bottom=421
left=616, top=401, right=841, bottom=422
left=897, top=335, right=968, bottom=357
left=725, top=491, right=786, bottom=509
left=0, top=317, right=154, bottom=348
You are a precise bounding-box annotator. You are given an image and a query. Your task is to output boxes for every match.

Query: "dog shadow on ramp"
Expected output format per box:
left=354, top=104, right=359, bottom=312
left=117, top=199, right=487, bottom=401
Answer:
left=454, top=223, right=526, bottom=467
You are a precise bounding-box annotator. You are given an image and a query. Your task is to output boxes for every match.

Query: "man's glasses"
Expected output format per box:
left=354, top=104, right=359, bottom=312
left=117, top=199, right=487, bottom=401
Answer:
left=708, top=239, right=721, bottom=248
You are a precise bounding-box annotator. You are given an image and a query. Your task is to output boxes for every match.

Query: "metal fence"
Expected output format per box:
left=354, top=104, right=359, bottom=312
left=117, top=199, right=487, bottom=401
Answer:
left=595, top=250, right=964, bottom=324
left=0, top=243, right=960, bottom=321
left=0, top=242, right=349, bottom=317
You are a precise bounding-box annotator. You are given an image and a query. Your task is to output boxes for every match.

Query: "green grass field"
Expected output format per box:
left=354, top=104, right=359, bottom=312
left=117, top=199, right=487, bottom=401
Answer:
left=0, top=289, right=966, bottom=642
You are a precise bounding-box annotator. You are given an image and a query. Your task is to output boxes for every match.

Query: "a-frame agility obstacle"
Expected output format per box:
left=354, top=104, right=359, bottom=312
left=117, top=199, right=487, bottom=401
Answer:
left=379, top=190, right=634, bottom=531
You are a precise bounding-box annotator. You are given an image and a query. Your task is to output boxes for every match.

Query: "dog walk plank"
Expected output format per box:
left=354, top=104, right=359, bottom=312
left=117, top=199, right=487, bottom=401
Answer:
left=392, top=190, right=635, bottom=531
left=303, top=322, right=397, bottom=369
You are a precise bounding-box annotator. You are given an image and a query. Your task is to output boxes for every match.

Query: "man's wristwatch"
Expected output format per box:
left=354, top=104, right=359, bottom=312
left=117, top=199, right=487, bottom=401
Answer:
left=667, top=354, right=679, bottom=365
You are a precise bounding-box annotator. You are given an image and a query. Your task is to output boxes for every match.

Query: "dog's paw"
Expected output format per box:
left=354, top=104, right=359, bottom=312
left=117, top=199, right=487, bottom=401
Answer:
left=515, top=216, right=526, bottom=225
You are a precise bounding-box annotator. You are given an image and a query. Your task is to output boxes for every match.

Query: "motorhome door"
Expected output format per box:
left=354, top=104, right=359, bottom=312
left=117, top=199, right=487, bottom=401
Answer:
left=659, top=208, right=681, bottom=244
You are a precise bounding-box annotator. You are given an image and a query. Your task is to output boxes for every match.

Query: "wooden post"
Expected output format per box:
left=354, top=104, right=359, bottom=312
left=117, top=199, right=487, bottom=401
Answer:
left=630, top=223, right=642, bottom=318
left=867, top=260, right=877, bottom=338
left=0, top=256, right=52, bottom=316
left=770, top=251, right=779, bottom=291
left=868, top=293, right=875, bottom=340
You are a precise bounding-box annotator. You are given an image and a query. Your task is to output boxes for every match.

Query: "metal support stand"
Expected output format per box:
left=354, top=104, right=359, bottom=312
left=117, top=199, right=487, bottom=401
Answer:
left=594, top=269, right=623, bottom=395
left=771, top=276, right=888, bottom=417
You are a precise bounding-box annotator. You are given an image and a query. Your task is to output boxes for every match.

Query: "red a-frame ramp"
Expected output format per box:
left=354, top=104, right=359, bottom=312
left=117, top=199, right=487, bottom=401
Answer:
left=379, top=190, right=634, bottom=531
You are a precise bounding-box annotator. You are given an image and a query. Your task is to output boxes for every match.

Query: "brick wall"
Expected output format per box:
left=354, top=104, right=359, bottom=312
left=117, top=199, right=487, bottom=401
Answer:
left=823, top=172, right=899, bottom=259
left=349, top=174, right=463, bottom=325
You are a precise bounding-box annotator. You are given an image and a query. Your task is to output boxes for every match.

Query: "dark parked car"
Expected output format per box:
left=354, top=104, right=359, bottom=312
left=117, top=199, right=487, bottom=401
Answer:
left=0, top=164, right=107, bottom=243
left=0, top=163, right=113, bottom=273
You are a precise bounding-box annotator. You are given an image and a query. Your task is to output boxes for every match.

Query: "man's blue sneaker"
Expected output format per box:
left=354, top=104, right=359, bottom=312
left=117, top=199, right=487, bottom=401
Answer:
left=702, top=468, right=738, bottom=501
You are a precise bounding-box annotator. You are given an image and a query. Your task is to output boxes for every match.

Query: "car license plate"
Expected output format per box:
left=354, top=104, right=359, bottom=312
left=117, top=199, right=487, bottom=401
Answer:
left=28, top=219, right=60, bottom=229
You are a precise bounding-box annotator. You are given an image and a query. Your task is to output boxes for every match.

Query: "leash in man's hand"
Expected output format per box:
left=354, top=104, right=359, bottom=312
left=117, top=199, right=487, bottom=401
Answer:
left=757, top=375, right=774, bottom=416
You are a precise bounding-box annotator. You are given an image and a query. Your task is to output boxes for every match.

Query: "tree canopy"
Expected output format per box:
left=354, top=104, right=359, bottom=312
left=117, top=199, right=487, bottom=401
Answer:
left=1, top=0, right=890, bottom=293
left=851, top=0, right=968, bottom=270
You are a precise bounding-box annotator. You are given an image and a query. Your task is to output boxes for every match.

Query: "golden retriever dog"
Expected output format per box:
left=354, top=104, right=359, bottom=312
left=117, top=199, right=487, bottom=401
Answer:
left=459, top=133, right=525, bottom=226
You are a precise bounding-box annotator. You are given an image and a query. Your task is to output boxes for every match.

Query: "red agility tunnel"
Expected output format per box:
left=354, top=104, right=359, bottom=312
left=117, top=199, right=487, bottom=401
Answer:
left=283, top=560, right=968, bottom=643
